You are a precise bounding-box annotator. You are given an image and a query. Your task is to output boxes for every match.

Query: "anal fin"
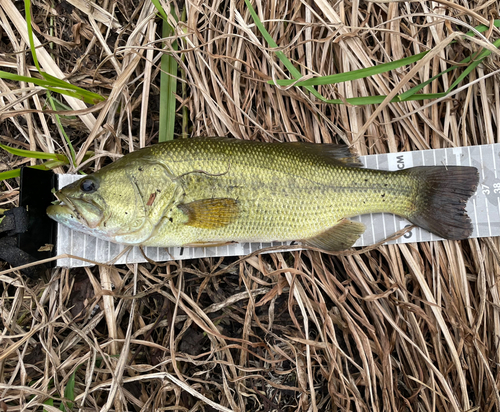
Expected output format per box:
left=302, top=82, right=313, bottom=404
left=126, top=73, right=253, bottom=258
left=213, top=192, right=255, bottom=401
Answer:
left=301, top=219, right=365, bottom=251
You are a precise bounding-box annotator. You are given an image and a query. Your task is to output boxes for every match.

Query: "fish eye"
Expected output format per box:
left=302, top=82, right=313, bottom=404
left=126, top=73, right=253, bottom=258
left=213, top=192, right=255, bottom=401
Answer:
left=80, top=179, right=98, bottom=193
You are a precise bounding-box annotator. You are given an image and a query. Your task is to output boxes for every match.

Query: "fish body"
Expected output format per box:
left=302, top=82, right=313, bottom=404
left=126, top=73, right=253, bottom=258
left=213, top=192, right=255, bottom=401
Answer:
left=47, top=138, right=479, bottom=251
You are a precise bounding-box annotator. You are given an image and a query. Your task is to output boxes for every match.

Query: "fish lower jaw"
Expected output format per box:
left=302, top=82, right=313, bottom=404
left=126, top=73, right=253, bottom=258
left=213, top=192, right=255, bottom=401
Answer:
left=47, top=203, right=80, bottom=221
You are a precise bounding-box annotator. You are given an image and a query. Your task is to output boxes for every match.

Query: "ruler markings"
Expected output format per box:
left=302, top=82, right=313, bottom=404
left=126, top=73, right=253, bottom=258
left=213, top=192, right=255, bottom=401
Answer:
left=429, top=149, right=437, bottom=242
left=473, top=197, right=479, bottom=238
left=480, top=145, right=493, bottom=236
left=357, top=214, right=365, bottom=246
left=57, top=220, right=65, bottom=266
left=357, top=155, right=377, bottom=247
left=491, top=147, right=500, bottom=238
left=382, top=213, right=387, bottom=243
left=498, top=196, right=500, bottom=227
left=70, top=226, right=74, bottom=268
left=371, top=154, right=380, bottom=245
left=419, top=150, right=425, bottom=242
left=493, top=144, right=498, bottom=179
left=467, top=146, right=480, bottom=237
left=415, top=151, right=425, bottom=243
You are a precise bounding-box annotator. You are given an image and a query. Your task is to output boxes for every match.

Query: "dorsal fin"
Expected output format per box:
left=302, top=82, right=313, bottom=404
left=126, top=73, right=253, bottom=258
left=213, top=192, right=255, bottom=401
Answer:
left=285, top=142, right=362, bottom=167
left=173, top=137, right=362, bottom=168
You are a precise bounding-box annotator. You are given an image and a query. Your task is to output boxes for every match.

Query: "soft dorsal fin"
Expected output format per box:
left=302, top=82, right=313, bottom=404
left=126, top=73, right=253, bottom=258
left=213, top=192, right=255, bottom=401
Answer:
left=178, top=198, right=239, bottom=229
left=301, top=219, right=366, bottom=251
left=285, top=142, right=362, bottom=167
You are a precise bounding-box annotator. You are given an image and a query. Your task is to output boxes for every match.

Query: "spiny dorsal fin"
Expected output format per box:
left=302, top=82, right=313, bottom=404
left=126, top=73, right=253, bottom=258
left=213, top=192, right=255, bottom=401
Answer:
left=178, top=198, right=239, bottom=229
left=301, top=219, right=366, bottom=251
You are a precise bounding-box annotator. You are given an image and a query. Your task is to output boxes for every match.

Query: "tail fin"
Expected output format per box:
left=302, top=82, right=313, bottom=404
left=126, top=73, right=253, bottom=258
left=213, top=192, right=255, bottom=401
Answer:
left=406, top=166, right=479, bottom=240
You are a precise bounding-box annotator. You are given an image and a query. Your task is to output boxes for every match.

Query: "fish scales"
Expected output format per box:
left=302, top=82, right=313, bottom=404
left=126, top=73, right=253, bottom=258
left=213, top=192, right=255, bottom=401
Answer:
left=139, top=140, right=415, bottom=245
left=47, top=138, right=479, bottom=251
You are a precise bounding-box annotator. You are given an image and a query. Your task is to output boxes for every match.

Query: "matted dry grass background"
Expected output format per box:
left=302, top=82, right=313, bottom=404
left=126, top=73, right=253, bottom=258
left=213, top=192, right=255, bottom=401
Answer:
left=1, top=0, right=500, bottom=411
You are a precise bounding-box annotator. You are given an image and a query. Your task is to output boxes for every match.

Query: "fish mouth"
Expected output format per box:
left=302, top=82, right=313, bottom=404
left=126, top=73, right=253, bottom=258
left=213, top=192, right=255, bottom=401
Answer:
left=48, top=192, right=81, bottom=220
left=51, top=191, right=81, bottom=218
left=46, top=201, right=85, bottom=230
left=49, top=191, right=104, bottom=228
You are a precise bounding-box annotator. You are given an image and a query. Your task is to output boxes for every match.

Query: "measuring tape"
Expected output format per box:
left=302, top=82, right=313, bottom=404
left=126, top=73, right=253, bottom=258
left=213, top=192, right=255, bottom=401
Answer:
left=54, top=143, right=499, bottom=267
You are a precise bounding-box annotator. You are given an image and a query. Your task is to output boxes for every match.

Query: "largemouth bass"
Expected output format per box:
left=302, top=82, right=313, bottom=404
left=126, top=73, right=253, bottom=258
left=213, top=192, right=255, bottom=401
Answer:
left=47, top=138, right=479, bottom=251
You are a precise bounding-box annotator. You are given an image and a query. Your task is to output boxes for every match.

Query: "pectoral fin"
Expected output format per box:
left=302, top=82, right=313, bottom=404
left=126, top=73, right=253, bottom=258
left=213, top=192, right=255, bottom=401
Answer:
left=302, top=219, right=365, bottom=251
left=178, top=198, right=239, bottom=229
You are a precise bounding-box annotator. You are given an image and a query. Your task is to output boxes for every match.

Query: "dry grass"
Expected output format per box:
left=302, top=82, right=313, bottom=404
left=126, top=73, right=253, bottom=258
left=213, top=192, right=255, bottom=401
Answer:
left=1, top=0, right=500, bottom=411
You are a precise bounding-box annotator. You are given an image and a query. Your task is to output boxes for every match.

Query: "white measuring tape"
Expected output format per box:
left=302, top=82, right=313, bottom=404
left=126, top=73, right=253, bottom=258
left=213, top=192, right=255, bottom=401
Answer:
left=54, top=143, right=499, bottom=267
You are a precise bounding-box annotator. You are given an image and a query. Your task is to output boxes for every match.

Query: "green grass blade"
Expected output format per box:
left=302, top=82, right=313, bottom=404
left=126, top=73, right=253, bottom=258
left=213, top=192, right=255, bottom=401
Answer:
left=41, top=378, right=55, bottom=412
left=247, top=0, right=410, bottom=103
left=244, top=0, right=369, bottom=103
left=244, top=1, right=309, bottom=84
left=244, top=0, right=300, bottom=79
left=21, top=0, right=104, bottom=104
left=246, top=1, right=500, bottom=105
left=180, top=7, right=189, bottom=139
left=47, top=97, right=77, bottom=119
left=0, top=70, right=66, bottom=89
left=0, top=158, right=76, bottom=182
left=31, top=161, right=68, bottom=170
left=0, top=169, right=21, bottom=180
left=0, top=70, right=104, bottom=104
left=245, top=0, right=332, bottom=103
left=401, top=35, right=500, bottom=100
left=0, top=143, right=65, bottom=160
left=40, top=72, right=105, bottom=103
left=59, top=369, right=76, bottom=412
left=42, top=86, right=103, bottom=105
left=151, top=0, right=170, bottom=22
left=448, top=58, right=484, bottom=91
left=47, top=91, right=76, bottom=164
left=399, top=63, right=461, bottom=101
left=464, top=20, right=500, bottom=36
left=159, top=11, right=178, bottom=142
left=272, top=51, right=429, bottom=87
left=43, top=398, right=54, bottom=412
left=313, top=92, right=446, bottom=106
left=448, top=38, right=500, bottom=91
left=24, top=0, right=41, bottom=72
left=39, top=71, right=76, bottom=86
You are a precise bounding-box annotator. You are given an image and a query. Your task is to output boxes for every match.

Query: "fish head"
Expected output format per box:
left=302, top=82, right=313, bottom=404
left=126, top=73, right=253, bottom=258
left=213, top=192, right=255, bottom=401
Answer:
left=47, top=165, right=158, bottom=244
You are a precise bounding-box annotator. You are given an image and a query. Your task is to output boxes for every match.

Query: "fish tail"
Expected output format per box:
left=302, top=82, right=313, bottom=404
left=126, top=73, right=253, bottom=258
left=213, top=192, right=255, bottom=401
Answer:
left=405, top=166, right=479, bottom=240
